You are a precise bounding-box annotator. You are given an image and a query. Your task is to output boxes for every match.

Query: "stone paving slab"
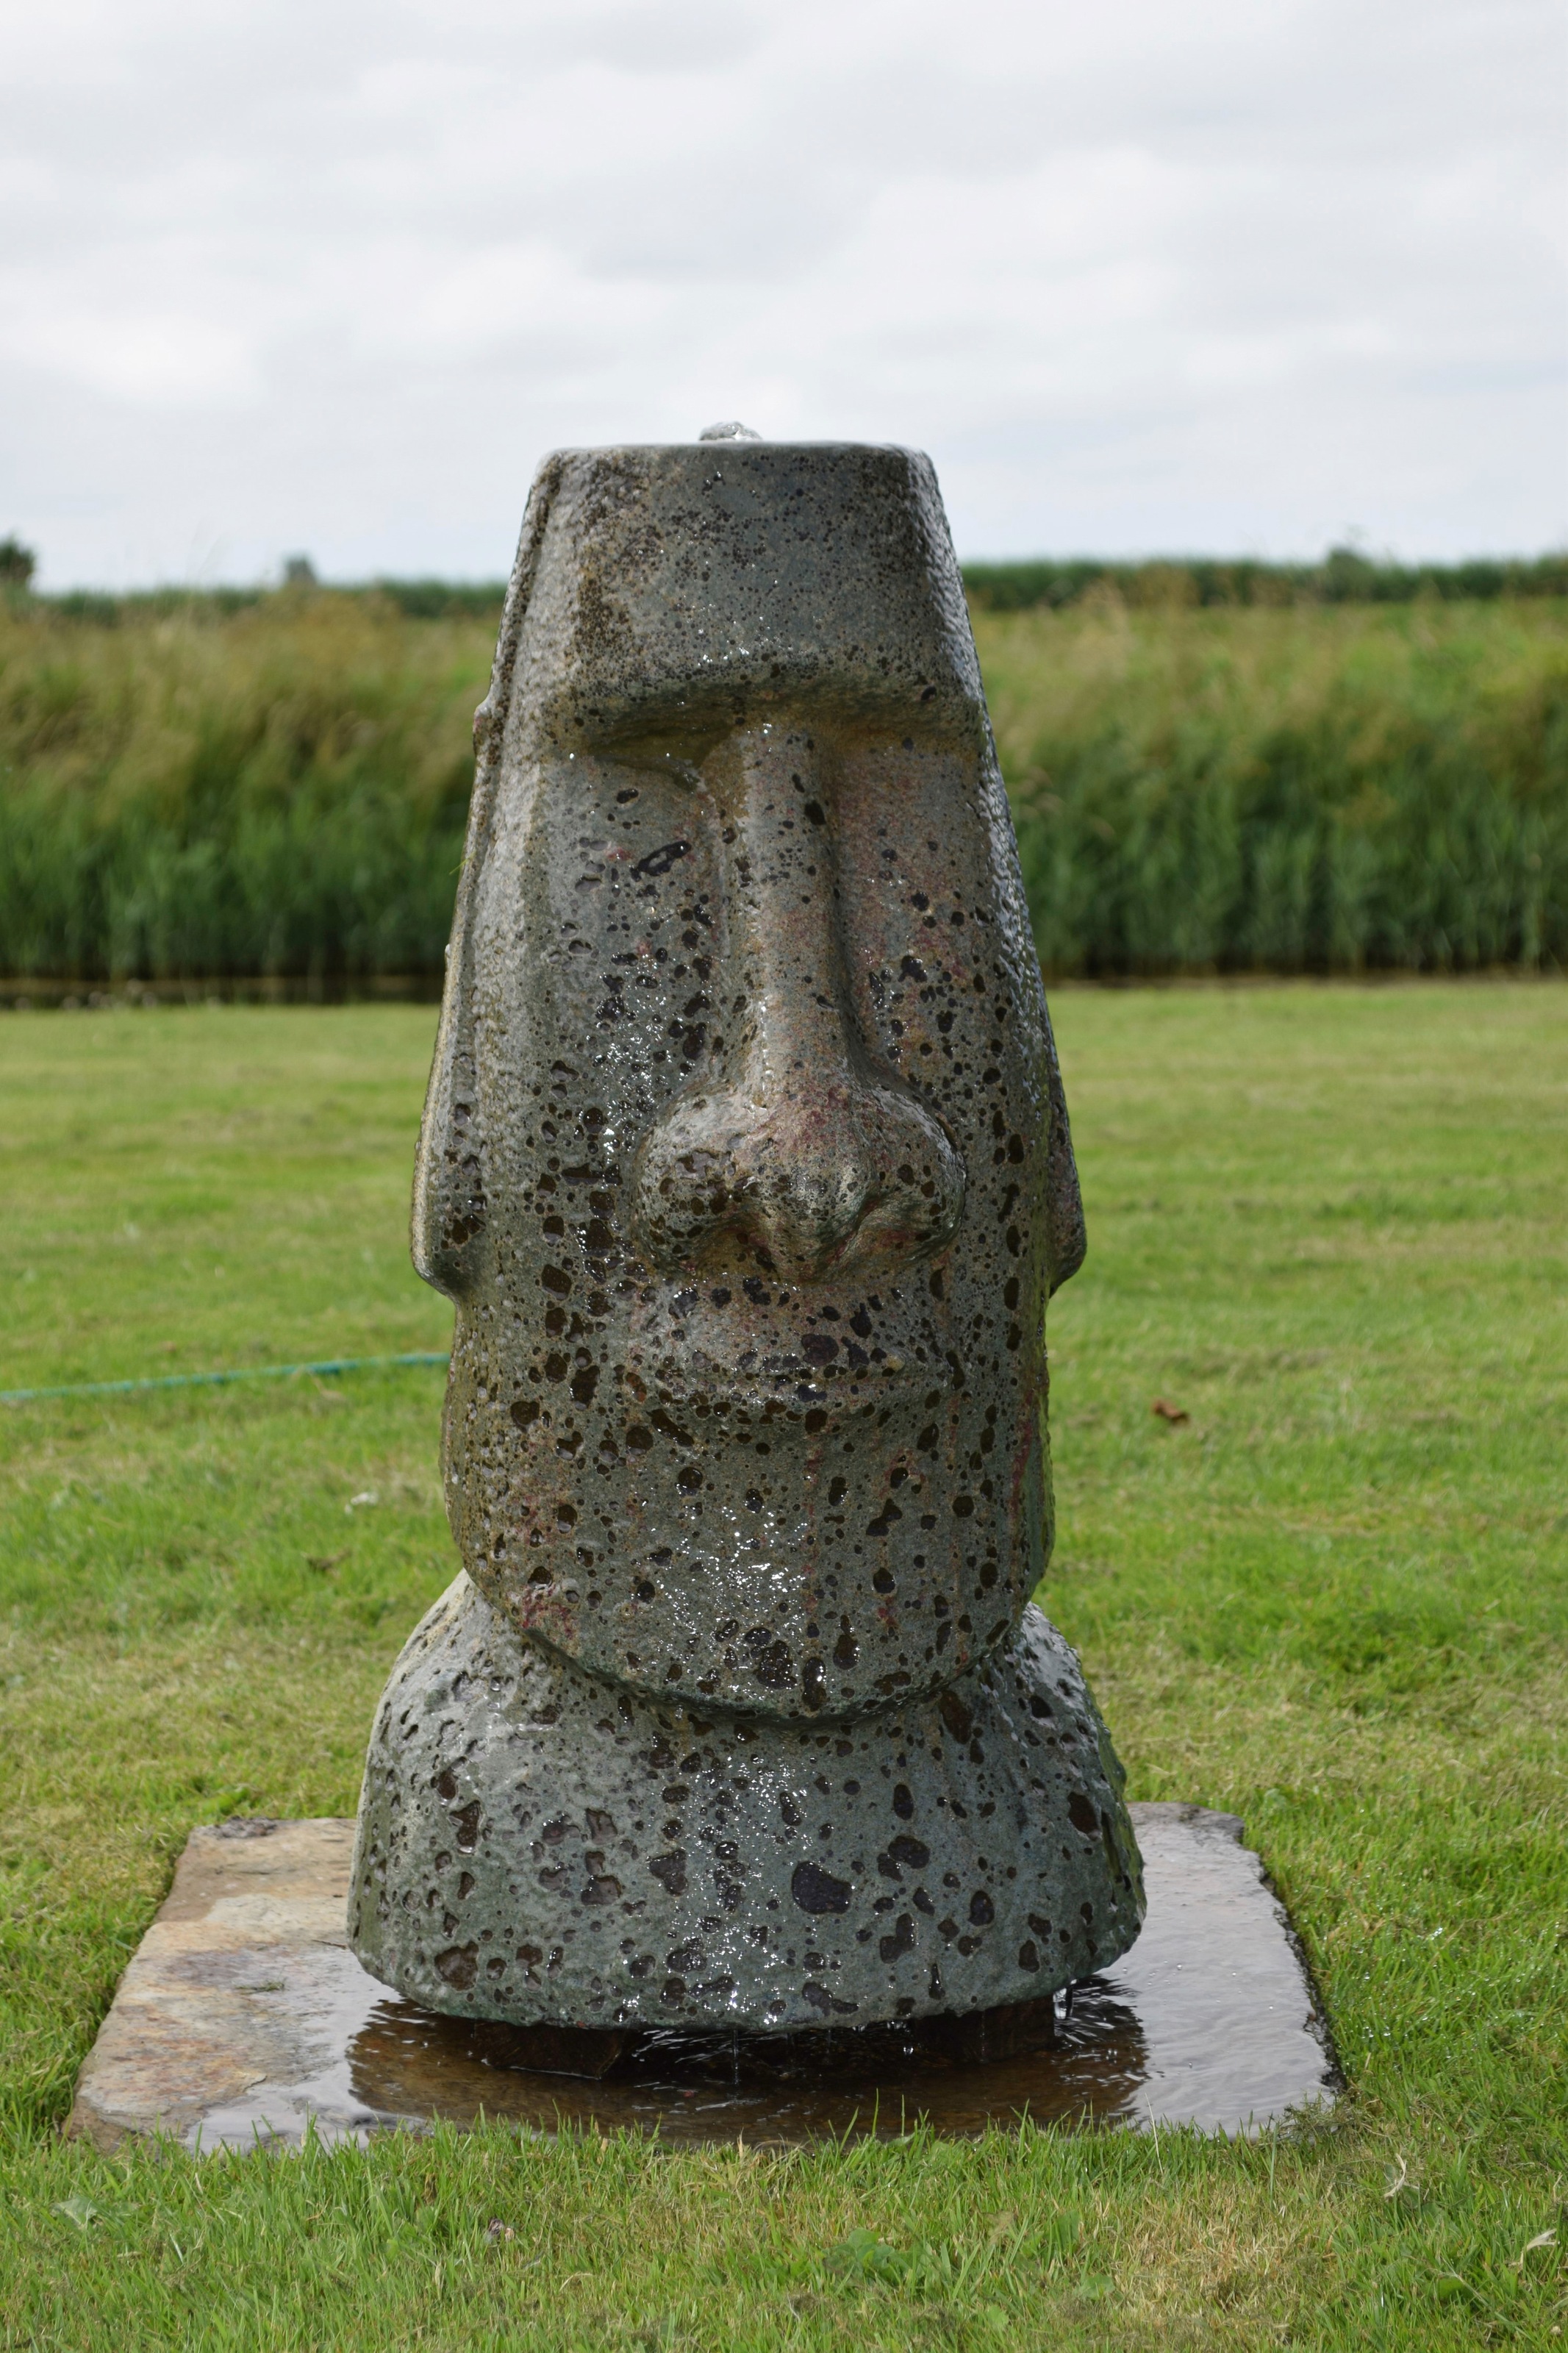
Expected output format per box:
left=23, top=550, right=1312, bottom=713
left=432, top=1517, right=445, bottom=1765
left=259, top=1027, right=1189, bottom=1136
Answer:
left=67, top=1804, right=1338, bottom=2151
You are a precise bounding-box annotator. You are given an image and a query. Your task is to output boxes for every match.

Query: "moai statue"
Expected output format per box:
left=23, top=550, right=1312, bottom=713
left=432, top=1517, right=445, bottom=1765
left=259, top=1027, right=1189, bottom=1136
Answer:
left=348, top=430, right=1144, bottom=2043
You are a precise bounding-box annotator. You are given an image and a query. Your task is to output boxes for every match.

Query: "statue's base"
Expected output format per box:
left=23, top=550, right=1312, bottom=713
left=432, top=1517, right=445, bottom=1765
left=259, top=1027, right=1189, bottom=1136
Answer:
left=66, top=1806, right=1337, bottom=2152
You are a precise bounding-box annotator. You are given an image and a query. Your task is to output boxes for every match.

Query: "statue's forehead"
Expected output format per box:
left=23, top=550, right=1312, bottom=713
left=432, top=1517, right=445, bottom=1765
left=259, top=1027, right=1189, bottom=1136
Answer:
left=502, top=441, right=986, bottom=746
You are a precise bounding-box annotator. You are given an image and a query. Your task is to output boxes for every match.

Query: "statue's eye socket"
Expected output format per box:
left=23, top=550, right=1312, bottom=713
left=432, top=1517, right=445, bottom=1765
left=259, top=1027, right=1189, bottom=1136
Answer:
left=589, top=726, right=723, bottom=781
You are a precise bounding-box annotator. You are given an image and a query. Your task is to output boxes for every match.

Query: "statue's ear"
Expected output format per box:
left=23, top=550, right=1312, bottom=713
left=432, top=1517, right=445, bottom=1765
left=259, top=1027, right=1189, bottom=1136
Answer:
left=1042, top=1013, right=1086, bottom=1296
left=411, top=460, right=562, bottom=1300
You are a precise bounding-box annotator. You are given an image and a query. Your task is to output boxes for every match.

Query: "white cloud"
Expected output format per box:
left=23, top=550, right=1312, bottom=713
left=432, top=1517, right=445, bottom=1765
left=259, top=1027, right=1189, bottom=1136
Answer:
left=0, top=0, right=1561, bottom=584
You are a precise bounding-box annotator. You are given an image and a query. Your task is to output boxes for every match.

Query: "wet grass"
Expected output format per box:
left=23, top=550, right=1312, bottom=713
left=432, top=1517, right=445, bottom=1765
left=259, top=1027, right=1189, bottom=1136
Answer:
left=0, top=986, right=1564, bottom=2348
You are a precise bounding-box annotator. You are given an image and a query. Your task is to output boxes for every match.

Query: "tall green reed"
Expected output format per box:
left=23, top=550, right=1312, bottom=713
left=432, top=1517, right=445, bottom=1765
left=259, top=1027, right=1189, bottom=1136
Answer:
left=0, top=593, right=482, bottom=983
left=978, top=596, right=1568, bottom=974
left=1, top=589, right=1563, bottom=979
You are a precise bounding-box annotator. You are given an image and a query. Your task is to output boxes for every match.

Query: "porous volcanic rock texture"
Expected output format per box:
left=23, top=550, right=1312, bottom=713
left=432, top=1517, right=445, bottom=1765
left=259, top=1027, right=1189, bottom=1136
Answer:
left=351, top=1576, right=1142, bottom=2031
left=350, top=435, right=1144, bottom=2029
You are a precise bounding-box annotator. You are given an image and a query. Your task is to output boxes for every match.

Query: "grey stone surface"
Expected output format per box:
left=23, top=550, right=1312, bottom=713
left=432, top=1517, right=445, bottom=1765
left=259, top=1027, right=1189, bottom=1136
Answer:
left=351, top=433, right=1140, bottom=2029
left=350, top=1574, right=1141, bottom=2030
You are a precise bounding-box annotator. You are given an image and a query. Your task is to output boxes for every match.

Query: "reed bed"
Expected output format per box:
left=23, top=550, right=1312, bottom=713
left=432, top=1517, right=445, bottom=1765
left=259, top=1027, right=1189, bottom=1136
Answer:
left=1, top=589, right=1563, bottom=980
left=0, top=595, right=483, bottom=985
left=984, top=596, right=1568, bottom=974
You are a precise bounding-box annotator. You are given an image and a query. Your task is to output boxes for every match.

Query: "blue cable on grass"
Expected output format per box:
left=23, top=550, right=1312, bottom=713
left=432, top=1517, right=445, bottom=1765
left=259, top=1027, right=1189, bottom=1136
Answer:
left=0, top=1351, right=451, bottom=1406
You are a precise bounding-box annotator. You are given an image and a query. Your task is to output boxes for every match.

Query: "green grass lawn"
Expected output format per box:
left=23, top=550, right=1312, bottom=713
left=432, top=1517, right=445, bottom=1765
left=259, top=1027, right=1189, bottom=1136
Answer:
left=0, top=987, right=1564, bottom=2350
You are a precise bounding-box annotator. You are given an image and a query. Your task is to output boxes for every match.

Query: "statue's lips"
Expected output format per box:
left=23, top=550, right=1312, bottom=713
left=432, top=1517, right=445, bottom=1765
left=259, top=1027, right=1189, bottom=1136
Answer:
left=623, top=1286, right=962, bottom=1418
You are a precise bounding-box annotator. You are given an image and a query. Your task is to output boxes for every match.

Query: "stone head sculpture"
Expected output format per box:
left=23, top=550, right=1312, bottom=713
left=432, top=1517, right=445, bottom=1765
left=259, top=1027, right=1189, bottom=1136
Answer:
left=351, top=433, right=1142, bottom=2039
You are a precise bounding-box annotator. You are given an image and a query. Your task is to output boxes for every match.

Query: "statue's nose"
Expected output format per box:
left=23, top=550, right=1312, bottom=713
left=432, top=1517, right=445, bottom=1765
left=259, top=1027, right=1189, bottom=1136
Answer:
left=631, top=731, right=964, bottom=1284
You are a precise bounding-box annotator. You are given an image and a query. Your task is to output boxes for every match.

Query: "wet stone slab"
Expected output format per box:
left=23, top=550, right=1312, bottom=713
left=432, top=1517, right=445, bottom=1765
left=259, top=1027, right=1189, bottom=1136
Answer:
left=68, top=1804, right=1337, bottom=2150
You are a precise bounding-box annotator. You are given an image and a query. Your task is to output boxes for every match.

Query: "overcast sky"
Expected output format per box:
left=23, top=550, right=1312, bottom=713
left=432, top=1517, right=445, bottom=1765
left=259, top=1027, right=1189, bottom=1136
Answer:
left=3, top=0, right=1564, bottom=586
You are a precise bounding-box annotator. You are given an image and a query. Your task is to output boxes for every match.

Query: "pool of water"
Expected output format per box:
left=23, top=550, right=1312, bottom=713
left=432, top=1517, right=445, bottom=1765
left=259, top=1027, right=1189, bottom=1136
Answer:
left=335, top=1803, right=1339, bottom=2143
